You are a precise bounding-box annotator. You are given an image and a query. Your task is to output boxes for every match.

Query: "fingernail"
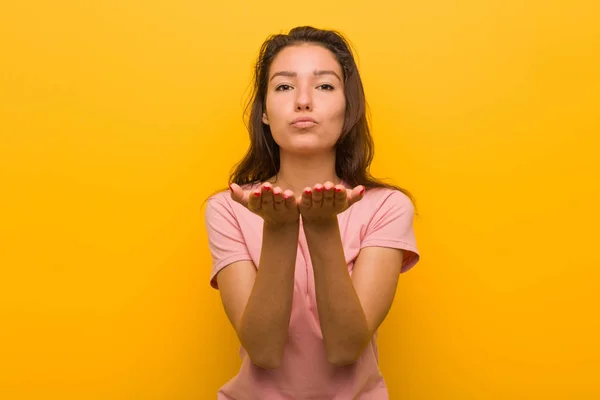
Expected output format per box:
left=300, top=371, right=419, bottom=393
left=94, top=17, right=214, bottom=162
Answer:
left=335, top=187, right=343, bottom=193
left=315, top=187, right=323, bottom=192
left=263, top=185, right=271, bottom=191
left=359, top=187, right=365, bottom=195
left=304, top=188, right=312, bottom=195
left=254, top=191, right=261, bottom=197
left=229, top=184, right=233, bottom=193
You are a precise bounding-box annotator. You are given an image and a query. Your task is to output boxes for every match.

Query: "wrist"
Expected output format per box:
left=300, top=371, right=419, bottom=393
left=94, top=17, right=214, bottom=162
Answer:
left=301, top=216, right=339, bottom=231
left=263, top=220, right=300, bottom=232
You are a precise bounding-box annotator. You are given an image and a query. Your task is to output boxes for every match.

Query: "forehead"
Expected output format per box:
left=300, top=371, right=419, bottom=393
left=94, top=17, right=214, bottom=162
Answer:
left=269, top=44, right=342, bottom=76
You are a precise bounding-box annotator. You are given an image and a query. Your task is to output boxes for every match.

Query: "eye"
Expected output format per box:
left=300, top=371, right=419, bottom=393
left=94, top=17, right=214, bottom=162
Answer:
left=318, top=84, right=335, bottom=91
left=275, top=84, right=293, bottom=91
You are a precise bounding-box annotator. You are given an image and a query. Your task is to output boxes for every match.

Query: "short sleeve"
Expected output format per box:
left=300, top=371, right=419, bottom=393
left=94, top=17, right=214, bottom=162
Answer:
left=204, top=196, right=253, bottom=289
left=360, top=190, right=420, bottom=273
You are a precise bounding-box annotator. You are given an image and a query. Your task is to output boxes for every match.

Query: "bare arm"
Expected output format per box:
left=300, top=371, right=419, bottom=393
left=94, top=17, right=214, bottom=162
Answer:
left=304, top=218, right=404, bottom=366
left=303, top=219, right=370, bottom=366
left=217, top=221, right=298, bottom=369
left=215, top=183, right=299, bottom=369
left=299, top=182, right=404, bottom=366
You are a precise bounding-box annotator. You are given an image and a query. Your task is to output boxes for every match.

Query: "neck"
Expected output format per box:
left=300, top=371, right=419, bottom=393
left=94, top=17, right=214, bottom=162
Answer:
left=271, top=150, right=341, bottom=196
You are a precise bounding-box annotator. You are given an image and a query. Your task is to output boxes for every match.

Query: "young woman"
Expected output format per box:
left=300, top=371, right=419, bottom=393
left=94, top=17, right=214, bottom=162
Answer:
left=205, top=26, right=420, bottom=399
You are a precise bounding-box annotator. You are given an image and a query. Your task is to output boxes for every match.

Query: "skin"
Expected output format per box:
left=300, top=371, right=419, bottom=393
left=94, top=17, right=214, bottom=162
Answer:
left=217, top=43, right=405, bottom=368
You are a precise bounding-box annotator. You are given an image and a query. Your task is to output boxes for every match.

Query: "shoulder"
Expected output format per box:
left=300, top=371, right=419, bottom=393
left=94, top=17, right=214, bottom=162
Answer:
left=359, top=186, right=414, bottom=215
left=205, top=183, right=258, bottom=210
left=341, top=186, right=416, bottom=233
left=204, top=185, right=261, bottom=225
left=205, top=190, right=231, bottom=212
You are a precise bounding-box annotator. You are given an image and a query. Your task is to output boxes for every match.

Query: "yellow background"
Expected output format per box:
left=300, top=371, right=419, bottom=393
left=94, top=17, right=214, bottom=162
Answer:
left=1, top=0, right=599, bottom=399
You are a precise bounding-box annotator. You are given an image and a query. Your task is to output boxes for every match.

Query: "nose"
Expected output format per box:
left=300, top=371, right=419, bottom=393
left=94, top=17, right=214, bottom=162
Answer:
left=295, top=87, right=313, bottom=112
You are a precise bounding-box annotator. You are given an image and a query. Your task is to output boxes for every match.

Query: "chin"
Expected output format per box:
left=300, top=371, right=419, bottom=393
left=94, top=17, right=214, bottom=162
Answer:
left=274, top=131, right=339, bottom=156
left=280, top=142, right=334, bottom=156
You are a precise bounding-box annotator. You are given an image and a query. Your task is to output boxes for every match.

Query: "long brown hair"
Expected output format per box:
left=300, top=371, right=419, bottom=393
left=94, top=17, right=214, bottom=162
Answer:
left=216, top=26, right=415, bottom=206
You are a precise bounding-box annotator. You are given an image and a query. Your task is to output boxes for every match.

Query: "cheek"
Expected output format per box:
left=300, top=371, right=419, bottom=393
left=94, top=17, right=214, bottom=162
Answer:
left=321, top=101, right=346, bottom=143
left=336, top=104, right=346, bottom=120
left=265, top=98, right=286, bottom=125
left=332, top=97, right=346, bottom=124
left=333, top=91, right=346, bottom=113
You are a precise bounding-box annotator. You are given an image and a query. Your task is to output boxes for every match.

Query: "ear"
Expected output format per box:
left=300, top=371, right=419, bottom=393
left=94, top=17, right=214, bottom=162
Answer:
left=262, top=113, right=269, bottom=125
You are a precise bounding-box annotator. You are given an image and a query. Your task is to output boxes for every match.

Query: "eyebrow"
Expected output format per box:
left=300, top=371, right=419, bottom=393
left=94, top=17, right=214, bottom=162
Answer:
left=269, top=69, right=342, bottom=82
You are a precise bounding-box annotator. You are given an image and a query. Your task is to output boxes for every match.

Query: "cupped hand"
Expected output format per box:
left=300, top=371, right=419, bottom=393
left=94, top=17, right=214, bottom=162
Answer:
left=298, top=181, right=365, bottom=223
left=229, top=182, right=299, bottom=226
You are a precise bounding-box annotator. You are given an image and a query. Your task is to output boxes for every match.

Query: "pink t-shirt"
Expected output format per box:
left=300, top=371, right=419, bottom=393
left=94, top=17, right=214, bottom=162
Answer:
left=205, top=183, right=420, bottom=399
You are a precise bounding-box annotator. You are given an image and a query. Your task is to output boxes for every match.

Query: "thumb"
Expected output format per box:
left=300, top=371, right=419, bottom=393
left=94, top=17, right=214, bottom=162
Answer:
left=229, top=183, right=249, bottom=207
left=347, top=185, right=365, bottom=207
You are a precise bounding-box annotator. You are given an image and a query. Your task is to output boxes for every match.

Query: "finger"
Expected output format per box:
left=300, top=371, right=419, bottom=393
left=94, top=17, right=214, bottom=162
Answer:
left=333, top=184, right=347, bottom=208
left=272, top=187, right=285, bottom=211
left=248, top=188, right=262, bottom=212
left=261, top=182, right=274, bottom=209
left=348, top=186, right=366, bottom=207
left=301, top=187, right=313, bottom=209
left=312, top=183, right=324, bottom=206
left=283, top=190, right=296, bottom=209
left=322, top=181, right=335, bottom=207
left=229, top=183, right=248, bottom=207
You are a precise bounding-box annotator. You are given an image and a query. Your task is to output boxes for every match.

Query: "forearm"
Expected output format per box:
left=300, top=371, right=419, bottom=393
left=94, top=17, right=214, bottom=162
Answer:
left=303, top=218, right=370, bottom=366
left=239, top=221, right=299, bottom=369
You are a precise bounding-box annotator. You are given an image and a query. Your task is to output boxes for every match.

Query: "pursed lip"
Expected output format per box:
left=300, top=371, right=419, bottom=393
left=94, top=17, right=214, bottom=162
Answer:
left=290, top=117, right=317, bottom=125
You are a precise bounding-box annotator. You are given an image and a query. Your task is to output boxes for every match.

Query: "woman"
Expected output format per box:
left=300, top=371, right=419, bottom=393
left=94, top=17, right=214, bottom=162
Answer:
left=205, top=26, right=420, bottom=399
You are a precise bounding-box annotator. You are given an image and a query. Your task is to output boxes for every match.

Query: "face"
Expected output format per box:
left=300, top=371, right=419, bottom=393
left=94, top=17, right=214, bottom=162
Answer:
left=262, top=44, right=346, bottom=155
